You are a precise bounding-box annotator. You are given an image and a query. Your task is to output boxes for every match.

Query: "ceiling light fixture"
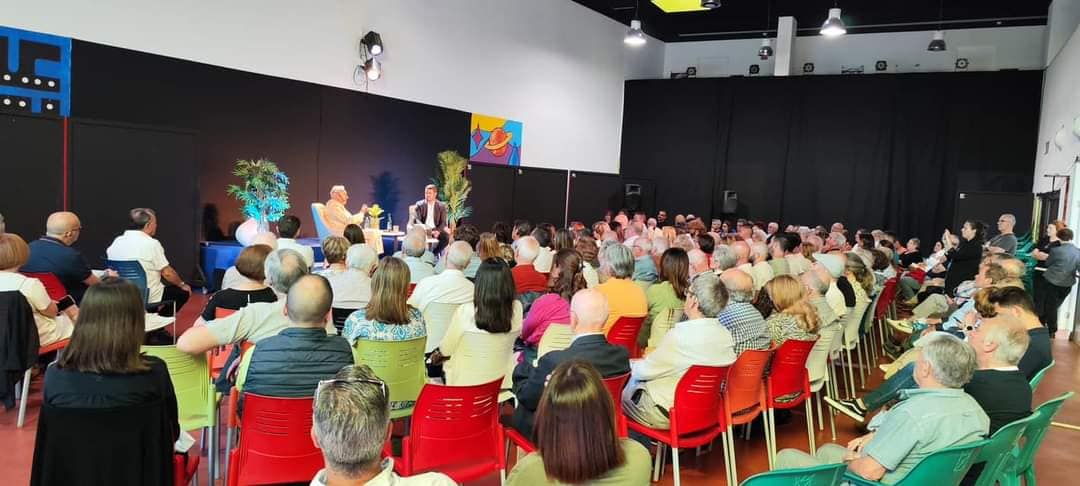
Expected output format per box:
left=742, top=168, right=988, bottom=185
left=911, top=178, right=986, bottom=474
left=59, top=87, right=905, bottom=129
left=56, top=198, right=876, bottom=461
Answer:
left=757, top=1, right=773, bottom=60
left=820, top=6, right=847, bottom=37
left=363, top=58, right=381, bottom=80
left=361, top=31, right=383, bottom=56
left=625, top=1, right=646, bottom=46
left=701, top=0, right=720, bottom=8
left=927, top=0, right=947, bottom=51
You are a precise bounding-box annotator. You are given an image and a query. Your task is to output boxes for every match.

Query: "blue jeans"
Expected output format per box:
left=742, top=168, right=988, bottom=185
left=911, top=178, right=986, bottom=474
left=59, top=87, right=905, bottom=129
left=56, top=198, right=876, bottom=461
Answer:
left=862, top=362, right=917, bottom=411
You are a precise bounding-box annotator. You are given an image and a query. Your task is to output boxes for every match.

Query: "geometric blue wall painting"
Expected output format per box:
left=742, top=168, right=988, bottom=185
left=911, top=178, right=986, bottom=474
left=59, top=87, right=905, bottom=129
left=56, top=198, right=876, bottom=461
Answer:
left=0, top=26, right=71, bottom=116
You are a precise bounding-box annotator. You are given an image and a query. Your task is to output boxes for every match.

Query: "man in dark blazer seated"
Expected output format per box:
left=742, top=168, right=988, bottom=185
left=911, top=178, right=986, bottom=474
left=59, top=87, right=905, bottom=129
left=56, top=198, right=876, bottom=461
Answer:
left=511, top=288, right=631, bottom=440
left=413, top=184, right=449, bottom=254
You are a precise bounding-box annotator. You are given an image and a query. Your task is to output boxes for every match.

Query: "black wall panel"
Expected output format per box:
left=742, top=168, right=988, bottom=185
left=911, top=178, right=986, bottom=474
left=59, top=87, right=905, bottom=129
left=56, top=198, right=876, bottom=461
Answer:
left=512, top=167, right=568, bottom=227
left=568, top=170, right=623, bottom=224
left=0, top=114, right=63, bottom=238
left=69, top=121, right=198, bottom=279
left=466, top=163, right=516, bottom=232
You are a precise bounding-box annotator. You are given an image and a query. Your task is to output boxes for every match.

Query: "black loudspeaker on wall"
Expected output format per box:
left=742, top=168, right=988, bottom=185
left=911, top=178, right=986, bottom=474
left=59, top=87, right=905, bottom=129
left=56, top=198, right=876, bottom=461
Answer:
left=625, top=183, right=642, bottom=211
left=722, top=190, right=738, bottom=214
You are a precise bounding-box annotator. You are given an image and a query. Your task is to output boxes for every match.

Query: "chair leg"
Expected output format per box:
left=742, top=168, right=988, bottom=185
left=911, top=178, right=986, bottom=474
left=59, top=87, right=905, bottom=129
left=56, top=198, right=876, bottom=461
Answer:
left=726, top=428, right=738, bottom=485
left=815, top=392, right=824, bottom=431
left=857, top=342, right=866, bottom=390
left=845, top=347, right=856, bottom=399
left=224, top=425, right=234, bottom=483
left=766, top=407, right=776, bottom=470
left=651, top=442, right=663, bottom=482
left=805, top=398, right=816, bottom=455
left=671, top=446, right=681, bottom=486
left=17, top=368, right=31, bottom=428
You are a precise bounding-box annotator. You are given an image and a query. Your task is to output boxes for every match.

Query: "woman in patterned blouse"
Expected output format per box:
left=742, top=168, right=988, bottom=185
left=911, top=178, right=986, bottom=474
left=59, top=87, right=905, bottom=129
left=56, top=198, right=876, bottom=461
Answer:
left=763, top=275, right=820, bottom=345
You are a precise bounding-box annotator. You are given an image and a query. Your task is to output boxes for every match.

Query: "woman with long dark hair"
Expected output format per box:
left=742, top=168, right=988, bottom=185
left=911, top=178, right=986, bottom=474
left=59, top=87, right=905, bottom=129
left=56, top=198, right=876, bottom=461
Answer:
left=506, top=360, right=650, bottom=485
left=943, top=220, right=986, bottom=296
left=642, top=248, right=689, bottom=350
left=520, top=250, right=587, bottom=348
left=439, top=259, right=523, bottom=385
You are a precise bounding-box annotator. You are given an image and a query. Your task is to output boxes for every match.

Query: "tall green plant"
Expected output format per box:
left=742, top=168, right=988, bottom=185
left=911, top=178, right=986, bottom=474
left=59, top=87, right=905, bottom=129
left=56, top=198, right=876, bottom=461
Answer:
left=430, top=151, right=472, bottom=228
left=226, top=159, right=290, bottom=230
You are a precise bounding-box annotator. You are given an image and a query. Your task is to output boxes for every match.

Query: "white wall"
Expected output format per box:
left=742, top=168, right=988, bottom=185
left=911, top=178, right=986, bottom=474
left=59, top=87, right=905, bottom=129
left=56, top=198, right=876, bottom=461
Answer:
left=1033, top=29, right=1080, bottom=197
left=664, top=26, right=1046, bottom=78
left=0, top=0, right=664, bottom=174
left=1048, top=0, right=1080, bottom=64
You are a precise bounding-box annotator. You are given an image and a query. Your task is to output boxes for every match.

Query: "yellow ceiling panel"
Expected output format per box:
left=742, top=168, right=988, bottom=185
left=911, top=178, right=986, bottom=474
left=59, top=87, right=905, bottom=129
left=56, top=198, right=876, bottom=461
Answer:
left=651, top=0, right=710, bottom=13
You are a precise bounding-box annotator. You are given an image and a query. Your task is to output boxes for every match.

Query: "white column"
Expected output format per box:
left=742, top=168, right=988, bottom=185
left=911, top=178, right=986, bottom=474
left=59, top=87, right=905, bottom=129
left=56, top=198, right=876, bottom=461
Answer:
left=774, top=16, right=797, bottom=76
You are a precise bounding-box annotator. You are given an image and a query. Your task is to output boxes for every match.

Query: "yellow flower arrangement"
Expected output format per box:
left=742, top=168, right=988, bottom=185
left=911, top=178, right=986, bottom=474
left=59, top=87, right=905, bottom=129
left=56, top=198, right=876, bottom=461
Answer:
left=367, top=204, right=384, bottom=218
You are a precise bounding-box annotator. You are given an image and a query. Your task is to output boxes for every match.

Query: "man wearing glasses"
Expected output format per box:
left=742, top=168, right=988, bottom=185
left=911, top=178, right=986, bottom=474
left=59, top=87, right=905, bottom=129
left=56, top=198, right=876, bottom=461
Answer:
left=987, top=213, right=1018, bottom=255
left=311, top=365, right=455, bottom=486
left=22, top=211, right=102, bottom=303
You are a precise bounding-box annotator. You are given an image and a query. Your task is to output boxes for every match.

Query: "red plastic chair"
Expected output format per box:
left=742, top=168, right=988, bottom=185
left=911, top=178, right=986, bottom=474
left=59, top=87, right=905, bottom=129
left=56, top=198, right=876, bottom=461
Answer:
left=603, top=372, right=631, bottom=438
left=763, top=338, right=819, bottom=469
left=395, top=379, right=505, bottom=483
left=720, top=348, right=773, bottom=485
left=174, top=453, right=200, bottom=486
left=210, top=308, right=238, bottom=380
left=606, top=316, right=646, bottom=359
left=21, top=272, right=69, bottom=302
left=875, top=277, right=899, bottom=321
left=626, top=365, right=730, bottom=486
left=407, top=283, right=417, bottom=298
left=226, top=393, right=322, bottom=486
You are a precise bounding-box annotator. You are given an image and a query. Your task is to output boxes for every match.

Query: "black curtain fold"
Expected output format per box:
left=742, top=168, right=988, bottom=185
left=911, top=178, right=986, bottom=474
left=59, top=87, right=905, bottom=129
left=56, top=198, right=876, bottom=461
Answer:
left=620, top=71, right=1041, bottom=244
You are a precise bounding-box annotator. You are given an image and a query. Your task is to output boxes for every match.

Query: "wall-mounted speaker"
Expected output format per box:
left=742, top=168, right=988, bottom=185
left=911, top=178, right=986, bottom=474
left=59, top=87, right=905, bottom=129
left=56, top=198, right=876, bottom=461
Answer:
left=722, top=190, right=738, bottom=214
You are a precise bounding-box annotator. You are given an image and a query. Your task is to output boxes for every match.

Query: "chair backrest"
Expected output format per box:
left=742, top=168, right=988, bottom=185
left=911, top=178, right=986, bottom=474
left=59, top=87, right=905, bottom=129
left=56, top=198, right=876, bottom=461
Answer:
left=106, top=259, right=149, bottom=304
left=408, top=283, right=417, bottom=298
left=602, top=372, right=631, bottom=437
left=741, top=462, right=847, bottom=485
left=670, top=365, right=730, bottom=438
left=806, top=324, right=841, bottom=384
left=445, top=331, right=513, bottom=389
left=861, top=292, right=881, bottom=334
left=841, top=301, right=870, bottom=347
left=214, top=307, right=237, bottom=319
left=766, top=338, right=817, bottom=404
left=20, top=272, right=68, bottom=301
left=972, top=413, right=1037, bottom=486
left=421, top=302, right=463, bottom=354
left=331, top=307, right=358, bottom=335
left=402, top=379, right=503, bottom=482
left=310, top=203, right=332, bottom=241
left=875, top=277, right=899, bottom=321
left=352, top=337, right=427, bottom=418
left=537, top=323, right=573, bottom=359
left=140, top=345, right=214, bottom=431
left=607, top=315, right=645, bottom=359
left=1028, top=360, right=1055, bottom=392
left=1008, top=391, right=1074, bottom=477
left=229, top=393, right=322, bottom=486
left=884, top=439, right=987, bottom=485
left=724, top=348, right=772, bottom=424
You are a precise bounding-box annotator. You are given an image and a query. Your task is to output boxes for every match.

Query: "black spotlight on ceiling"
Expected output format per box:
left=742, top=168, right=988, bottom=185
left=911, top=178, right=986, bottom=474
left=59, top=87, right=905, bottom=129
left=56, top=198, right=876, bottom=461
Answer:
left=758, top=38, right=773, bottom=60
left=701, top=0, right=721, bottom=8
left=927, top=30, right=947, bottom=52
left=361, top=31, right=383, bottom=56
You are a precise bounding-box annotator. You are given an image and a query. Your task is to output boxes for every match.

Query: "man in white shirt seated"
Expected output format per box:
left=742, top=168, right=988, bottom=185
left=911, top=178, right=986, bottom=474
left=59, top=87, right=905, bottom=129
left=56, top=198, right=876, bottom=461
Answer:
left=392, top=227, right=436, bottom=266
left=408, top=241, right=475, bottom=312
left=275, top=214, right=314, bottom=269
left=106, top=208, right=190, bottom=316
left=400, top=232, right=435, bottom=284
left=177, top=248, right=336, bottom=356
left=433, top=224, right=482, bottom=279
left=622, top=271, right=738, bottom=429
left=324, top=185, right=367, bottom=236
left=310, top=365, right=455, bottom=486
left=531, top=227, right=555, bottom=274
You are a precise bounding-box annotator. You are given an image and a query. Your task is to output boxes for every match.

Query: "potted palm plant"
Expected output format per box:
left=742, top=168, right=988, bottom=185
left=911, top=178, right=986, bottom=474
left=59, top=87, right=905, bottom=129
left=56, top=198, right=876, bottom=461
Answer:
left=227, top=159, right=290, bottom=244
left=431, top=151, right=473, bottom=232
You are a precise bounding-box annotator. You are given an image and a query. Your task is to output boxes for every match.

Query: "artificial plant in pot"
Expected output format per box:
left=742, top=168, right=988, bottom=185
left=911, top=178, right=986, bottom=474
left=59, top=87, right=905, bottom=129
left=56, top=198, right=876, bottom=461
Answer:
left=227, top=159, right=290, bottom=243
left=430, top=150, right=473, bottom=232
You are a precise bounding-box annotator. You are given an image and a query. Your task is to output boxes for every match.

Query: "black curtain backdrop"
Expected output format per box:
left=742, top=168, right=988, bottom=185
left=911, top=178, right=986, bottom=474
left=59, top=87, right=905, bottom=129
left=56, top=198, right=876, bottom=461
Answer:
left=620, top=71, right=1042, bottom=244
left=0, top=114, right=63, bottom=239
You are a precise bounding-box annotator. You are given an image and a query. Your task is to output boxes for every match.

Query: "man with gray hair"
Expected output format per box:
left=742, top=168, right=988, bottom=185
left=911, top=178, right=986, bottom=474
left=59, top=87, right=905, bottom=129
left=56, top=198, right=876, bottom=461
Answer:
left=987, top=213, right=1017, bottom=255
left=408, top=240, right=475, bottom=312
left=597, top=241, right=648, bottom=333
left=801, top=270, right=838, bottom=331
left=179, top=248, right=337, bottom=356
left=717, top=269, right=770, bottom=355
left=310, top=365, right=455, bottom=486
left=745, top=242, right=774, bottom=292
left=631, top=236, right=658, bottom=283
left=511, top=235, right=549, bottom=294
left=623, top=272, right=736, bottom=429
left=687, top=248, right=710, bottom=278
left=781, top=333, right=988, bottom=483
left=324, top=244, right=377, bottom=310
left=106, top=207, right=191, bottom=315
left=324, top=185, right=367, bottom=236
left=711, top=244, right=738, bottom=272
left=400, top=230, right=434, bottom=283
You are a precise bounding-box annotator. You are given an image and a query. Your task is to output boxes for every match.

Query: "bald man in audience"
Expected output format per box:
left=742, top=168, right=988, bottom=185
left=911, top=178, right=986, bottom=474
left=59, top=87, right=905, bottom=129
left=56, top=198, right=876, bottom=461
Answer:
left=23, top=211, right=101, bottom=303
left=511, top=288, right=631, bottom=440
left=687, top=249, right=710, bottom=278
left=717, top=269, right=770, bottom=354
left=234, top=274, right=354, bottom=407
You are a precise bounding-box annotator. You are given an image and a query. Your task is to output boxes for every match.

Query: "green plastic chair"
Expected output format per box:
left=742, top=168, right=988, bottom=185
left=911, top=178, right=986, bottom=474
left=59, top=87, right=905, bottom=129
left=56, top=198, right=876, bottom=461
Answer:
left=997, top=391, right=1074, bottom=486
left=352, top=336, right=427, bottom=419
left=972, top=414, right=1037, bottom=486
left=741, top=463, right=846, bottom=485
left=844, top=439, right=987, bottom=486
left=1028, top=360, right=1055, bottom=392
left=142, top=345, right=219, bottom=478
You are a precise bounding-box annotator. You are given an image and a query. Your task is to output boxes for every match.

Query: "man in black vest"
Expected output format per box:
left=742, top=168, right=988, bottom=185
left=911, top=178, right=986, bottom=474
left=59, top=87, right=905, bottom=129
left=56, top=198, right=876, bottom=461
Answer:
left=511, top=288, right=631, bottom=440
left=237, top=275, right=353, bottom=406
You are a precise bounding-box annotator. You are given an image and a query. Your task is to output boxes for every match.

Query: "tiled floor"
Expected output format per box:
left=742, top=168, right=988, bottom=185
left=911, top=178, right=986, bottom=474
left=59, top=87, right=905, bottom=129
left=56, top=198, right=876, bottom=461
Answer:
left=5, top=293, right=1078, bottom=485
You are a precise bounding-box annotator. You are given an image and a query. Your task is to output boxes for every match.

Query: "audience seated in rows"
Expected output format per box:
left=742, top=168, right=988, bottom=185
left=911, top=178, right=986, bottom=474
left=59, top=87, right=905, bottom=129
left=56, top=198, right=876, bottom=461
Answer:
left=520, top=249, right=586, bottom=351
left=200, top=244, right=277, bottom=320
left=717, top=269, right=770, bottom=355
left=398, top=231, right=435, bottom=284
left=276, top=214, right=314, bottom=269
left=221, top=231, right=278, bottom=291
left=309, top=365, right=455, bottom=486
left=343, top=223, right=366, bottom=247
left=508, top=360, right=650, bottom=485
left=434, top=224, right=482, bottom=278
left=408, top=241, right=474, bottom=313
left=623, top=271, right=736, bottom=429
left=235, top=275, right=353, bottom=409
left=630, top=236, right=657, bottom=284
left=575, top=236, right=601, bottom=288
left=813, top=253, right=849, bottom=319
left=106, top=208, right=190, bottom=316
left=641, top=248, right=689, bottom=350
left=512, top=289, right=630, bottom=441
left=323, top=244, right=377, bottom=310
left=595, top=242, right=647, bottom=334
left=0, top=232, right=76, bottom=347
left=532, top=226, right=555, bottom=274
left=511, top=236, right=548, bottom=296
left=778, top=333, right=989, bottom=483
left=758, top=275, right=820, bottom=345
left=21, top=211, right=100, bottom=303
